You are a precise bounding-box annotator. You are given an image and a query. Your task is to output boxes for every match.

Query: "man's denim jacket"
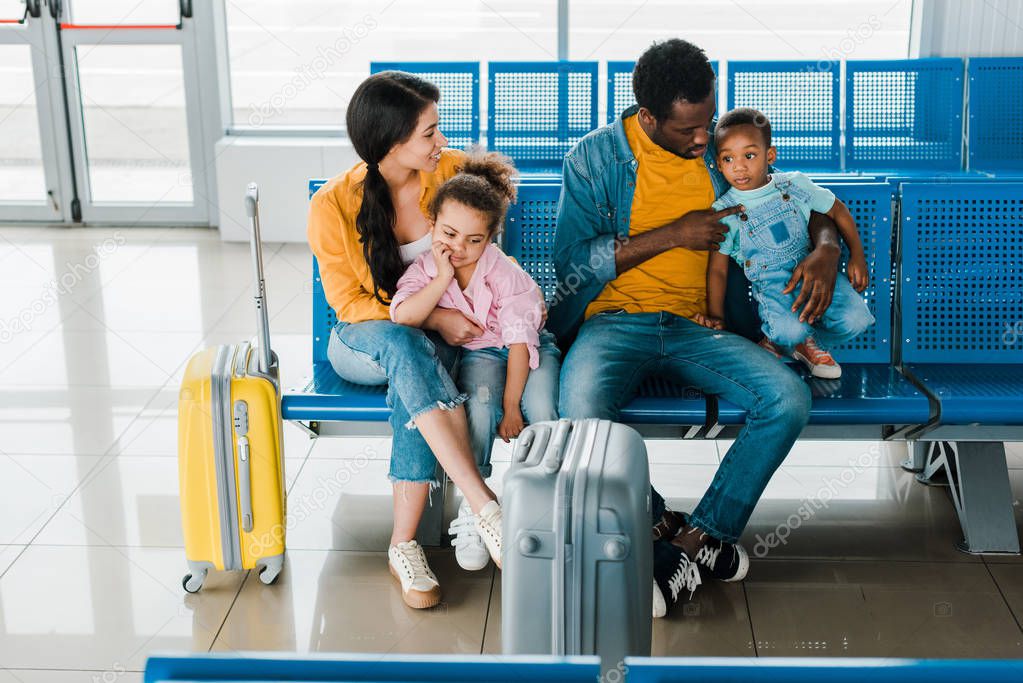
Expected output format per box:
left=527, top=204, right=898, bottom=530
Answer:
left=547, top=105, right=731, bottom=343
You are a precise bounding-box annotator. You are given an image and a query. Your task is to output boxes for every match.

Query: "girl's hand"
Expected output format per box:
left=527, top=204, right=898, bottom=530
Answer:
left=693, top=313, right=725, bottom=330
left=497, top=406, right=525, bottom=442
left=847, top=253, right=870, bottom=293
left=426, top=309, right=483, bottom=345
left=432, top=241, right=455, bottom=281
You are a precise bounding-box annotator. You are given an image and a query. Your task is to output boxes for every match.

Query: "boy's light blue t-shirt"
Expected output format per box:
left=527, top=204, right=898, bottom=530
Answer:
left=712, top=171, right=836, bottom=263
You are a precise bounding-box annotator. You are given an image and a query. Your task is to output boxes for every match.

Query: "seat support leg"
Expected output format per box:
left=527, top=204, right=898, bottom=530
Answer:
left=915, top=441, right=952, bottom=487
left=938, top=442, right=1020, bottom=555
left=415, top=465, right=446, bottom=547
left=901, top=439, right=928, bottom=473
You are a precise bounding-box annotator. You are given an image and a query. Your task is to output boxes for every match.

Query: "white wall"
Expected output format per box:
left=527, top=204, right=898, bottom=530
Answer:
left=912, top=0, right=1023, bottom=57
left=215, top=137, right=358, bottom=242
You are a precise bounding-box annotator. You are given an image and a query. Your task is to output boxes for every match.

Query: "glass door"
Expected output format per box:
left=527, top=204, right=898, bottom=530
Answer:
left=0, top=0, right=67, bottom=221
left=56, top=0, right=208, bottom=224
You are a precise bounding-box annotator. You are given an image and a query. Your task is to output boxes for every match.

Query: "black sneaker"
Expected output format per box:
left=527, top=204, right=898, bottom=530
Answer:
left=652, top=510, right=686, bottom=541
left=690, top=532, right=750, bottom=583
left=656, top=512, right=750, bottom=583
left=652, top=539, right=702, bottom=619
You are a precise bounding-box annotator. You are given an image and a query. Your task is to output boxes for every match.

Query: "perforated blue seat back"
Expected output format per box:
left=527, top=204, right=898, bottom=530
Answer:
left=900, top=182, right=1023, bottom=363
left=726, top=60, right=841, bottom=171
left=502, top=183, right=561, bottom=302
left=825, top=183, right=894, bottom=363
left=370, top=62, right=480, bottom=149
left=488, top=62, right=598, bottom=169
left=846, top=58, right=964, bottom=171
left=967, top=57, right=1023, bottom=172
left=607, top=61, right=719, bottom=124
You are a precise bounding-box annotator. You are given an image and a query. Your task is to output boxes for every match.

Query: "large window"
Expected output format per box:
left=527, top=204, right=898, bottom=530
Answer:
left=225, top=1, right=558, bottom=128
left=222, top=0, right=913, bottom=130
left=569, top=0, right=913, bottom=61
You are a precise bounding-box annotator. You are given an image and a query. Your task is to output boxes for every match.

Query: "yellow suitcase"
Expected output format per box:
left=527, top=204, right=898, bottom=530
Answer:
left=178, top=184, right=286, bottom=592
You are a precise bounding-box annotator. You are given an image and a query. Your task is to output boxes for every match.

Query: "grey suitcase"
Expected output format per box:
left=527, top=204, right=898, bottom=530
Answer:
left=501, top=418, right=652, bottom=672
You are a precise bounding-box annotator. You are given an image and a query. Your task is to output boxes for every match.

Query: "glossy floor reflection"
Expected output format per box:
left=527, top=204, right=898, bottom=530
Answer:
left=0, top=226, right=1021, bottom=675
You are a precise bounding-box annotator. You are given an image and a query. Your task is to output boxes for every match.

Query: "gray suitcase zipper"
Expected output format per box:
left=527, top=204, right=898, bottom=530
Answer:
left=211, top=344, right=242, bottom=571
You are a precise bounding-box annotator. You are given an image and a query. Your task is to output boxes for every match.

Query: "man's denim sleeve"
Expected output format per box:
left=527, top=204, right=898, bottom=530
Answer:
left=553, top=154, right=618, bottom=288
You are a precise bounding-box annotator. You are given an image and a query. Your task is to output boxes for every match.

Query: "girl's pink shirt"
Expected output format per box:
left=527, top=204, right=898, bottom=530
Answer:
left=390, top=243, right=544, bottom=368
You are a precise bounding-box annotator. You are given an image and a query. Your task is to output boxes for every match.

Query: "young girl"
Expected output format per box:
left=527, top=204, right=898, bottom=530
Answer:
left=699, top=107, right=875, bottom=378
left=390, top=152, right=561, bottom=570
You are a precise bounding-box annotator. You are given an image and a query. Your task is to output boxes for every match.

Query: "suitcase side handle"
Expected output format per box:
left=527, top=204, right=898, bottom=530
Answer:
left=541, top=418, right=573, bottom=474
left=245, top=182, right=273, bottom=374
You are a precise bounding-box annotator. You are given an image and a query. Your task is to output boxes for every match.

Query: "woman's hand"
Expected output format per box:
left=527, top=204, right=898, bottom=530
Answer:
left=498, top=406, right=526, bottom=442
left=432, top=241, right=455, bottom=281
left=846, top=253, right=870, bottom=293
left=424, top=308, right=483, bottom=346
left=693, top=313, right=725, bottom=330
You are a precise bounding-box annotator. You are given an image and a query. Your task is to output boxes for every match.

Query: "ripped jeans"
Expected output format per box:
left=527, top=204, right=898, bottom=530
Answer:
left=457, top=331, right=562, bottom=477
left=326, top=319, right=466, bottom=484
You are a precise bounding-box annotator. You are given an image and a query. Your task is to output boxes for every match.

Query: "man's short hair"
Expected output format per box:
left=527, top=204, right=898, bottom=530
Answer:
left=632, top=39, right=716, bottom=121
left=716, top=107, right=773, bottom=147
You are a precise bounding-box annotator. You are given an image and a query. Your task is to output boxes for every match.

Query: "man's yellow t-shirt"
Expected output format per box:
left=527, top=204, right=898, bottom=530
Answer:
left=585, top=114, right=715, bottom=320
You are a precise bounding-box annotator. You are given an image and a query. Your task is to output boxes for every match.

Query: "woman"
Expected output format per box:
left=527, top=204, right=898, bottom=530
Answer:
left=307, top=72, right=501, bottom=609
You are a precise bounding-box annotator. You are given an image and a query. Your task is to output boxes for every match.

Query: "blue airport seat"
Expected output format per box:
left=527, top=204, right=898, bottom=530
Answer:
left=624, top=657, right=1023, bottom=683
left=370, top=62, right=480, bottom=148
left=727, top=60, right=841, bottom=171
left=488, top=61, right=598, bottom=170
left=145, top=653, right=600, bottom=683
left=716, top=363, right=931, bottom=426
left=899, top=182, right=1023, bottom=425
left=845, top=58, right=965, bottom=171
left=967, top=57, right=1023, bottom=173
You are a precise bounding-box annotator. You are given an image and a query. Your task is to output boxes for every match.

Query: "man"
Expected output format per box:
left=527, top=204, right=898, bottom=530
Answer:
left=548, top=39, right=842, bottom=618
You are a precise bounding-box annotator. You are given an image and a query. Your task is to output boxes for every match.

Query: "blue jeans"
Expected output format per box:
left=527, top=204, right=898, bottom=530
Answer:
left=457, top=331, right=562, bottom=477
left=326, top=320, right=466, bottom=484
left=753, top=264, right=875, bottom=350
left=559, top=311, right=811, bottom=543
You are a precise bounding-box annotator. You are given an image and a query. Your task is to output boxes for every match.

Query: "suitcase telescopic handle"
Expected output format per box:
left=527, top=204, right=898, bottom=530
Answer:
left=245, top=182, right=273, bottom=375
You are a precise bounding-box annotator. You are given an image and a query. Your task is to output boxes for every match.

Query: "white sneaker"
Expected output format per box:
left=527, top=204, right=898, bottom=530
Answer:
left=475, top=500, right=503, bottom=569
left=652, top=581, right=667, bottom=619
left=388, top=540, right=441, bottom=609
left=449, top=499, right=490, bottom=571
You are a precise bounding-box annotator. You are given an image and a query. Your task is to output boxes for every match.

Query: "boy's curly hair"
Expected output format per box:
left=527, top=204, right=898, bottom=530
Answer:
left=716, top=107, right=772, bottom=147
left=430, top=149, right=518, bottom=235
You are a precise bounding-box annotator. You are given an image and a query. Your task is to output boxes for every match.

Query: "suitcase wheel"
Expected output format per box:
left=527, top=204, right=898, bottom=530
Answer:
left=182, top=571, right=206, bottom=594
left=258, top=564, right=281, bottom=586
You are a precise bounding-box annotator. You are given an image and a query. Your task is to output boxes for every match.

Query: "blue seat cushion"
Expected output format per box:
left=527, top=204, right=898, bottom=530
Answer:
left=282, top=362, right=388, bottom=422
left=715, top=363, right=931, bottom=425
left=907, top=364, right=1023, bottom=425
left=282, top=362, right=709, bottom=425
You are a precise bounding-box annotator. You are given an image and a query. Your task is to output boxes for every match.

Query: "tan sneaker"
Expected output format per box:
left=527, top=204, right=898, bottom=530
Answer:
left=388, top=540, right=441, bottom=609
left=475, top=500, right=503, bottom=569
left=758, top=337, right=784, bottom=359
left=793, top=337, right=842, bottom=378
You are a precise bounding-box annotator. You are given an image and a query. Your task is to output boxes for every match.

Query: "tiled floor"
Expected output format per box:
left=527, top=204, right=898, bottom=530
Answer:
left=1, top=226, right=1022, bottom=679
